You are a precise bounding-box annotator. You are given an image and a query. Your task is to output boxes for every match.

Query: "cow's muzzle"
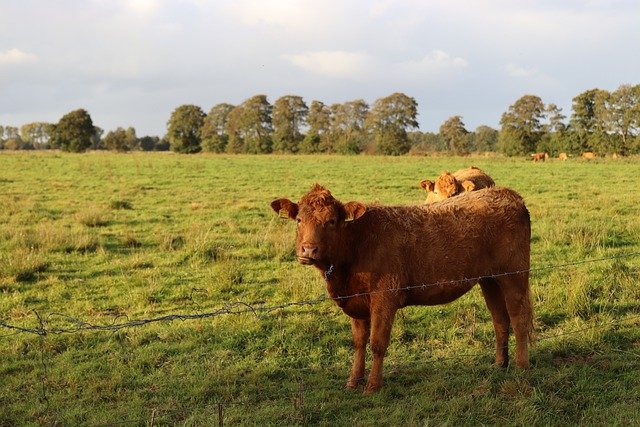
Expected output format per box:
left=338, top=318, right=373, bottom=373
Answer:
left=298, top=245, right=318, bottom=265
left=297, top=256, right=316, bottom=265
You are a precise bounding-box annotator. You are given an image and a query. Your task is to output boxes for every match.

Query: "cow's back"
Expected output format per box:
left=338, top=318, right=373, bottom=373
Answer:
left=453, top=167, right=495, bottom=190
left=347, top=187, right=529, bottom=297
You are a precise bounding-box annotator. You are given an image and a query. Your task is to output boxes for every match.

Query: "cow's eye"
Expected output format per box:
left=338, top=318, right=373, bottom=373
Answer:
left=296, top=218, right=301, bottom=224
left=327, top=219, right=337, bottom=227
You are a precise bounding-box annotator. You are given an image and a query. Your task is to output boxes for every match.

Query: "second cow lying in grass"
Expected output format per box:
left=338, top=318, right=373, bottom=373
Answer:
left=420, top=166, right=495, bottom=203
left=272, top=184, right=533, bottom=393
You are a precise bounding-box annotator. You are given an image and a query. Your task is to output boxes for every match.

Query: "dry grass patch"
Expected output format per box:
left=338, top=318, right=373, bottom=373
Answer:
left=0, top=249, right=49, bottom=283
left=75, top=208, right=110, bottom=227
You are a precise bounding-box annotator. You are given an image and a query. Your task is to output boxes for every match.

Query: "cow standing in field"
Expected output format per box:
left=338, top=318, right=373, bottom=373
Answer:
left=531, top=152, right=549, bottom=162
left=420, top=166, right=495, bottom=203
left=581, top=152, right=597, bottom=159
left=558, top=152, right=568, bottom=161
left=271, top=184, right=533, bottom=393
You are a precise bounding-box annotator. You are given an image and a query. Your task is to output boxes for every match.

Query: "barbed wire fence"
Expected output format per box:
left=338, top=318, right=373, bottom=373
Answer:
left=1, top=251, right=640, bottom=425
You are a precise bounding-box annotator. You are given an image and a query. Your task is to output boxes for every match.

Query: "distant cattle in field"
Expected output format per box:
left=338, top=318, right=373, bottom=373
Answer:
left=420, top=167, right=495, bottom=203
left=531, top=152, right=549, bottom=162
left=581, top=152, right=597, bottom=159
left=272, top=184, right=533, bottom=393
left=558, top=152, right=568, bottom=161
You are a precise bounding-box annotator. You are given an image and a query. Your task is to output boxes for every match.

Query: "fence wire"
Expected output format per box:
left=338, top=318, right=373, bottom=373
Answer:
left=1, top=251, right=639, bottom=336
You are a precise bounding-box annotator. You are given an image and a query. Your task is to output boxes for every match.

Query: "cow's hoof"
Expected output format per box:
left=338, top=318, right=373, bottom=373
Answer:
left=495, top=359, right=508, bottom=368
left=345, top=380, right=359, bottom=391
left=363, top=383, right=381, bottom=394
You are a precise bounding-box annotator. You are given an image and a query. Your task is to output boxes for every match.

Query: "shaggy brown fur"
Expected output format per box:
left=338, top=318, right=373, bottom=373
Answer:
left=558, top=152, right=568, bottom=161
left=272, top=184, right=533, bottom=393
left=420, top=166, right=495, bottom=203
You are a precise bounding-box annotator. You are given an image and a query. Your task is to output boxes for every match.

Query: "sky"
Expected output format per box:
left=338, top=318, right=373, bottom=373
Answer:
left=1, top=0, right=639, bottom=137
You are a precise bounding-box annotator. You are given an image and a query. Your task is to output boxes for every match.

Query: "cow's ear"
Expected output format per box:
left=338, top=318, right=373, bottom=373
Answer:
left=270, top=198, right=298, bottom=220
left=420, top=179, right=435, bottom=192
left=461, top=180, right=475, bottom=192
left=343, top=202, right=366, bottom=223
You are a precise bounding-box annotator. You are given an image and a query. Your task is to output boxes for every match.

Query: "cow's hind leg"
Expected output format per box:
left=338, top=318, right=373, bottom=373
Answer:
left=480, top=278, right=510, bottom=367
left=497, top=272, right=533, bottom=368
left=346, top=317, right=370, bottom=390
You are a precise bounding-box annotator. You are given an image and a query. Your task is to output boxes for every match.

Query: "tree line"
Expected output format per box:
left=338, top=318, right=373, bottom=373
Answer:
left=1, top=84, right=638, bottom=156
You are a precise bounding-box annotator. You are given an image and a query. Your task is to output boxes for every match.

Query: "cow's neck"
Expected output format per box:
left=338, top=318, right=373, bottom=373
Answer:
left=319, top=262, right=350, bottom=308
left=317, top=228, right=360, bottom=306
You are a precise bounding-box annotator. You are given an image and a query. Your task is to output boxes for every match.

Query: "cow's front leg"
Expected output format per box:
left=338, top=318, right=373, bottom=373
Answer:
left=346, top=317, right=370, bottom=390
left=365, top=304, right=397, bottom=394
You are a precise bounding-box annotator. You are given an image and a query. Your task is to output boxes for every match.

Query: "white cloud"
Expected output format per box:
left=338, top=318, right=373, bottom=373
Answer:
left=226, top=0, right=335, bottom=33
left=395, top=50, right=468, bottom=77
left=282, top=51, right=375, bottom=79
left=124, top=0, right=163, bottom=15
left=282, top=49, right=470, bottom=86
left=369, top=0, right=397, bottom=17
left=505, top=63, right=539, bottom=78
left=91, top=0, right=164, bottom=15
left=0, top=49, right=37, bottom=65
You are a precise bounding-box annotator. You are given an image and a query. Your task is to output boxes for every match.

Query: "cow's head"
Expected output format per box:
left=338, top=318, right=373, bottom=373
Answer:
left=271, top=184, right=366, bottom=266
left=421, top=172, right=475, bottom=203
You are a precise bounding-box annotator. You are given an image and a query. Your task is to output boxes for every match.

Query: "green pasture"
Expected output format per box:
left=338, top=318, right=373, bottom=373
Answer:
left=1, top=152, right=639, bottom=425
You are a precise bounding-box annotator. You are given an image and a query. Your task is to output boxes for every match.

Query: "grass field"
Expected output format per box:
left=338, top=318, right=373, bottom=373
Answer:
left=1, top=151, right=639, bottom=425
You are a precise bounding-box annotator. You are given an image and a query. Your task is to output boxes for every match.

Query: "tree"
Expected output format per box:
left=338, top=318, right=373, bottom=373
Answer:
left=300, top=100, right=330, bottom=153
left=408, top=131, right=444, bottom=154
left=272, top=95, right=308, bottom=153
left=328, top=99, right=369, bottom=154
left=473, top=125, right=499, bottom=152
left=538, top=104, right=568, bottom=155
left=20, top=122, right=53, bottom=149
left=224, top=96, right=273, bottom=154
left=570, top=89, right=599, bottom=140
left=3, top=137, right=30, bottom=150
left=367, top=92, right=418, bottom=155
left=607, top=84, right=640, bottom=153
left=103, top=127, right=136, bottom=152
left=138, top=135, right=161, bottom=151
left=0, top=125, right=29, bottom=150
left=201, top=103, right=234, bottom=153
left=125, top=127, right=137, bottom=150
left=225, top=106, right=245, bottom=154
left=50, top=109, right=96, bottom=152
left=91, top=126, right=105, bottom=150
left=498, top=95, right=545, bottom=156
left=167, top=104, right=205, bottom=153
left=2, top=125, right=19, bottom=140
left=439, top=115, right=469, bottom=155
left=238, top=95, right=273, bottom=154
left=570, top=88, right=611, bottom=152
left=155, top=137, right=170, bottom=151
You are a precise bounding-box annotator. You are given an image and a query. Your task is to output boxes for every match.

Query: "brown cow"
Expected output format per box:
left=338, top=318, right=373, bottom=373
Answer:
left=581, top=152, right=596, bottom=159
left=558, top=152, right=568, bottom=161
left=530, top=152, right=549, bottom=162
left=420, top=167, right=495, bottom=203
left=272, top=184, right=533, bottom=393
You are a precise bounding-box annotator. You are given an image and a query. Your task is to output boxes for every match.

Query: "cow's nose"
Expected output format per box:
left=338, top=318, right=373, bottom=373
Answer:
left=301, top=245, right=318, bottom=258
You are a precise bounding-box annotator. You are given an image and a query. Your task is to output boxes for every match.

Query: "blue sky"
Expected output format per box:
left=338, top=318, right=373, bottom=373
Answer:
left=1, top=0, right=638, bottom=136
